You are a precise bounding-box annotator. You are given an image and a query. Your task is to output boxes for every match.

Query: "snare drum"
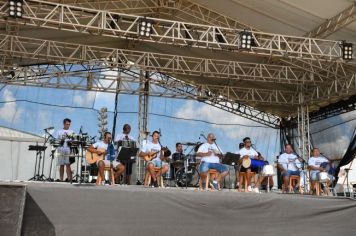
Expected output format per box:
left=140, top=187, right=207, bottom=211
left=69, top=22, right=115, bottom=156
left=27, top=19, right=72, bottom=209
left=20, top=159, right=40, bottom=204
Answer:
left=318, top=171, right=329, bottom=183
left=262, top=165, right=274, bottom=176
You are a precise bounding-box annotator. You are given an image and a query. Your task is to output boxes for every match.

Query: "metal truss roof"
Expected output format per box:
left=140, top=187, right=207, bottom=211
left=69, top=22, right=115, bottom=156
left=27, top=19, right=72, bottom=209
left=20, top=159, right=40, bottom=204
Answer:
left=0, top=0, right=356, bottom=126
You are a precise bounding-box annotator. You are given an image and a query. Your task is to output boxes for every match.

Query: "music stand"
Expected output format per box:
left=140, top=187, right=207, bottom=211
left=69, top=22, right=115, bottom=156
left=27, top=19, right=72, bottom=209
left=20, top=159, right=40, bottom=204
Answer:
left=117, top=147, right=138, bottom=163
left=221, top=152, right=240, bottom=190
left=222, top=152, right=240, bottom=166
left=117, top=147, right=138, bottom=184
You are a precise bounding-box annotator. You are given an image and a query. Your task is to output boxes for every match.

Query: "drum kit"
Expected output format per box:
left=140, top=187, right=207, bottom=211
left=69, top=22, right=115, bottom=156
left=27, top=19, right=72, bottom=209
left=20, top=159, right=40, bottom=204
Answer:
left=49, top=132, right=95, bottom=183
left=166, top=142, right=201, bottom=188
left=174, top=154, right=200, bottom=188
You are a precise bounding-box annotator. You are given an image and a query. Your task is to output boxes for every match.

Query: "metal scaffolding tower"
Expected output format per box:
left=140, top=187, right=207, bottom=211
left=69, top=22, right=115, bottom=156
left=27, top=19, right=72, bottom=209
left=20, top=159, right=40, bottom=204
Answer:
left=136, top=70, right=149, bottom=183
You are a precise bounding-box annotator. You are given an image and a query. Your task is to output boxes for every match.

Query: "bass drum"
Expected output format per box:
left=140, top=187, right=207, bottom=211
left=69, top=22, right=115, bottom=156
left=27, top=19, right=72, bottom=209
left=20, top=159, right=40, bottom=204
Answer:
left=175, top=166, right=200, bottom=187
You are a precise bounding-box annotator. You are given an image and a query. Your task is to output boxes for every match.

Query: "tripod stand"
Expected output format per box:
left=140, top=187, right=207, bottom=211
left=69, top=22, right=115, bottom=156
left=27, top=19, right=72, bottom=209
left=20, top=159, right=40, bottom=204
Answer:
left=71, top=142, right=85, bottom=184
left=46, top=148, right=57, bottom=182
left=28, top=143, right=47, bottom=181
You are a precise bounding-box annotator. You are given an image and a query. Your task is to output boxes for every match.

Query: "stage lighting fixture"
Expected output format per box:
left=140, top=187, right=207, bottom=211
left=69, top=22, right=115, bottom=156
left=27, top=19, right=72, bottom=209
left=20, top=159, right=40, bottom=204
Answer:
left=342, top=42, right=353, bottom=60
left=239, top=31, right=253, bottom=50
left=138, top=19, right=153, bottom=37
left=8, top=0, right=23, bottom=18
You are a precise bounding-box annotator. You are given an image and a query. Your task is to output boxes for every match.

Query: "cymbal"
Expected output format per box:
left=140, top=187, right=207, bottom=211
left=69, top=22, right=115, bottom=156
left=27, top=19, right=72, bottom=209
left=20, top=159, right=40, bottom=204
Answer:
left=181, top=142, right=198, bottom=146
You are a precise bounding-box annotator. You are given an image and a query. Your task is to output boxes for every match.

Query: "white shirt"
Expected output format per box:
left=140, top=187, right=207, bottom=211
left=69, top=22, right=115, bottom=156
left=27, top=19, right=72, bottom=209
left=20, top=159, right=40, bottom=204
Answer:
left=115, top=133, right=135, bottom=141
left=55, top=129, right=74, bottom=154
left=239, top=147, right=258, bottom=159
left=93, top=141, right=114, bottom=161
left=197, top=142, right=221, bottom=164
left=142, top=141, right=161, bottom=162
left=308, top=156, right=329, bottom=169
left=278, top=153, right=299, bottom=171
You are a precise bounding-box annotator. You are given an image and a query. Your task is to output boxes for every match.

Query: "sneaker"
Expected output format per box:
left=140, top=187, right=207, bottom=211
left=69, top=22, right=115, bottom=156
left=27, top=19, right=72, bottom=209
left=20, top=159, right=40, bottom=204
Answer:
left=212, top=181, right=219, bottom=190
left=254, top=188, right=260, bottom=193
left=153, top=180, right=159, bottom=188
left=101, top=181, right=105, bottom=186
left=247, top=186, right=252, bottom=192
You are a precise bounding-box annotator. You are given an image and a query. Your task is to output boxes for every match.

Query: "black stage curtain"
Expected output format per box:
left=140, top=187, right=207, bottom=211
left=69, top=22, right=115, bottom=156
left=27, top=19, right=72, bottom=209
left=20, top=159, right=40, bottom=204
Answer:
left=335, top=132, right=356, bottom=182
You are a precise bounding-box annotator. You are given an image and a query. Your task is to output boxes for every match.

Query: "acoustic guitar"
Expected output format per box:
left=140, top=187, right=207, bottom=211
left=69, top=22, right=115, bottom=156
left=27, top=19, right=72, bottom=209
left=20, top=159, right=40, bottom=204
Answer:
left=86, top=148, right=106, bottom=164
left=143, top=147, right=171, bottom=162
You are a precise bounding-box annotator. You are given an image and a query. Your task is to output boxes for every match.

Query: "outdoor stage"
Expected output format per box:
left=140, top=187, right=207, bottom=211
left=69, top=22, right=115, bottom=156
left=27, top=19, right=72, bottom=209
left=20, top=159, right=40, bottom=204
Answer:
left=1, top=182, right=356, bottom=236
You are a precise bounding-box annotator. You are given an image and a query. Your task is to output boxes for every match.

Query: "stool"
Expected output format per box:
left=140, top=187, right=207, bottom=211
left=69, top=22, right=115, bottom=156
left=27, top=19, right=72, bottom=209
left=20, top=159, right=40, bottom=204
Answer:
left=144, top=167, right=164, bottom=187
left=288, top=175, right=301, bottom=193
left=315, top=181, right=331, bottom=196
left=239, top=172, right=256, bottom=192
left=96, top=166, right=115, bottom=185
left=199, top=169, right=218, bottom=190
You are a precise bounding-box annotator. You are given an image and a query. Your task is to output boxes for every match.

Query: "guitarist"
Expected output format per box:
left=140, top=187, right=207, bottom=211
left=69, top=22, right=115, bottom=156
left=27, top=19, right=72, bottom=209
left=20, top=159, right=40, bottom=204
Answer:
left=87, top=132, right=125, bottom=185
left=139, top=130, right=169, bottom=187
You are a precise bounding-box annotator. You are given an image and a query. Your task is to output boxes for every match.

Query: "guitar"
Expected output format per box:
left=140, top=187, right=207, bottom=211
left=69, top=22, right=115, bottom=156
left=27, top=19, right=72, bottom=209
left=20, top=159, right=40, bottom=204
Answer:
left=143, top=147, right=171, bottom=162
left=86, top=148, right=106, bottom=164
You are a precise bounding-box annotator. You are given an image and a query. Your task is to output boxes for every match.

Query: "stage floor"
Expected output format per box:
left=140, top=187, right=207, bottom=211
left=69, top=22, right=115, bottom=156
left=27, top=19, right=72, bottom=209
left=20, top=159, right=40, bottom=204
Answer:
left=2, top=181, right=356, bottom=236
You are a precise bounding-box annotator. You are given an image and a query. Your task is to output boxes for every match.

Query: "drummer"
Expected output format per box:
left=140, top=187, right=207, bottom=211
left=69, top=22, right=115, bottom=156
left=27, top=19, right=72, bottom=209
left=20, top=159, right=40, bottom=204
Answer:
left=170, top=143, right=184, bottom=179
left=308, top=148, right=333, bottom=195
left=238, top=137, right=259, bottom=192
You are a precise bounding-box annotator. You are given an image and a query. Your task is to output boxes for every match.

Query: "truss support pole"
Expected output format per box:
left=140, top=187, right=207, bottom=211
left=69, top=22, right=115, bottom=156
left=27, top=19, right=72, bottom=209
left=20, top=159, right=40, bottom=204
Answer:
left=136, top=70, right=150, bottom=184
left=297, top=93, right=312, bottom=193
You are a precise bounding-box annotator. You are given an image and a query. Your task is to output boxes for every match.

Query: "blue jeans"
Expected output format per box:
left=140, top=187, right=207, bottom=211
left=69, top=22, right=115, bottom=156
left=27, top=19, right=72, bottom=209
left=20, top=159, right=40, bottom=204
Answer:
left=148, top=159, right=166, bottom=168
left=199, top=162, right=229, bottom=173
left=282, top=170, right=300, bottom=177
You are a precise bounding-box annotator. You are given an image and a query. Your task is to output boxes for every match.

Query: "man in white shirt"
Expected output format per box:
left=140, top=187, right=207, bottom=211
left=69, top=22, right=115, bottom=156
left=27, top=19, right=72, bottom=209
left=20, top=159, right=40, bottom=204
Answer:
left=308, top=148, right=333, bottom=194
left=277, top=144, right=304, bottom=193
left=115, top=124, right=136, bottom=185
left=196, top=133, right=228, bottom=190
left=55, top=118, right=74, bottom=182
left=87, top=132, right=125, bottom=185
left=139, top=131, right=170, bottom=187
left=238, top=137, right=259, bottom=192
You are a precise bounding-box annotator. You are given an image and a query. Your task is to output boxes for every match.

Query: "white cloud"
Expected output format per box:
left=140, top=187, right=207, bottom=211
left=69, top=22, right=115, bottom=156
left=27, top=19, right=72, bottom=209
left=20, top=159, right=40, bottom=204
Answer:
left=37, top=110, right=51, bottom=128
left=0, top=89, right=23, bottom=124
left=173, top=100, right=267, bottom=140
left=173, top=101, right=280, bottom=161
left=72, top=91, right=96, bottom=107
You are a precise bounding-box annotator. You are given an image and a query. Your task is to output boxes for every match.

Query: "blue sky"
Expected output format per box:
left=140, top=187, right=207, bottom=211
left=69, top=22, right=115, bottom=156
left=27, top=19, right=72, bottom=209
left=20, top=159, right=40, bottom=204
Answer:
left=0, top=83, right=281, bottom=163
left=1, top=82, right=355, bottom=162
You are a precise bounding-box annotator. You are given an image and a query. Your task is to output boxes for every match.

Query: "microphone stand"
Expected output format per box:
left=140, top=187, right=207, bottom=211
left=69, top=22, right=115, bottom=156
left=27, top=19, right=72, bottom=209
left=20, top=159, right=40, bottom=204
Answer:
left=212, top=139, right=227, bottom=190
left=39, top=129, right=52, bottom=181
left=157, top=137, right=165, bottom=188
left=45, top=130, right=56, bottom=182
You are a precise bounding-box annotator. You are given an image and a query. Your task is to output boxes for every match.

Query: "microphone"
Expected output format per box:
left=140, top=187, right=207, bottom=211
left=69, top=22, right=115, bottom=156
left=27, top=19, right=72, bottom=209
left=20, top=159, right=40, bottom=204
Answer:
left=79, top=126, right=83, bottom=134
left=159, top=128, right=162, bottom=137
left=44, top=126, right=54, bottom=131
